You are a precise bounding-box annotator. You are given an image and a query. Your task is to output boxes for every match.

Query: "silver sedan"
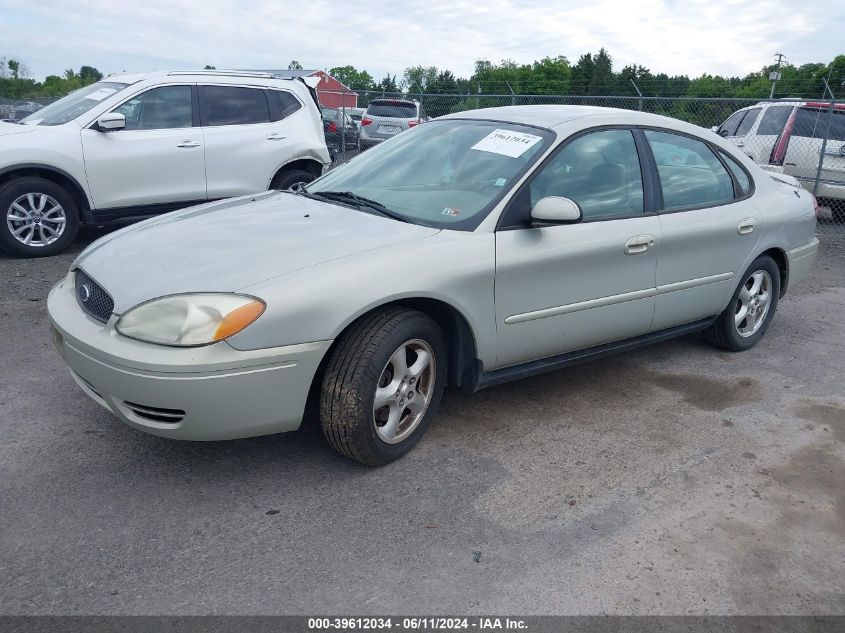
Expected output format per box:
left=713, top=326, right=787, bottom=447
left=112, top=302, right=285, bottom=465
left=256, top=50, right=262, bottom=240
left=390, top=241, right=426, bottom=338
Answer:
left=47, top=106, right=819, bottom=465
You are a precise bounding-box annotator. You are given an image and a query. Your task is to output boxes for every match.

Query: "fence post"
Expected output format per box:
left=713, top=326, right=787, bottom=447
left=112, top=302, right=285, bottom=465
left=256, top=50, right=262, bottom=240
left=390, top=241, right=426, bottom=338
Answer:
left=341, top=95, right=346, bottom=164
left=506, top=81, right=516, bottom=106
left=630, top=79, right=643, bottom=112
left=812, top=80, right=836, bottom=196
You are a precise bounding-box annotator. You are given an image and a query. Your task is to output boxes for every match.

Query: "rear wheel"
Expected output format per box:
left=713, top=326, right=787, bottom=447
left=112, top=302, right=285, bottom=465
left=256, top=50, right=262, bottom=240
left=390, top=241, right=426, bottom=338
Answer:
left=0, top=177, right=79, bottom=257
left=319, top=307, right=446, bottom=466
left=704, top=255, right=780, bottom=351
left=270, top=169, right=315, bottom=191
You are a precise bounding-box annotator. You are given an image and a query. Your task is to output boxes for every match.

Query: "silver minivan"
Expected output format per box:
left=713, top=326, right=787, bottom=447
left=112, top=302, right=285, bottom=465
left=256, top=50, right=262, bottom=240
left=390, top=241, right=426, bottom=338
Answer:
left=359, top=98, right=421, bottom=149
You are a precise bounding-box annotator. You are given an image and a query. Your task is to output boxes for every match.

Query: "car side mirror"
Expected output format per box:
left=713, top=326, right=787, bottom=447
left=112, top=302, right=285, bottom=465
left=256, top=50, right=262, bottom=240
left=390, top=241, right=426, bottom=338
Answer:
left=530, top=196, right=582, bottom=226
left=96, top=112, right=125, bottom=131
left=718, top=129, right=729, bottom=138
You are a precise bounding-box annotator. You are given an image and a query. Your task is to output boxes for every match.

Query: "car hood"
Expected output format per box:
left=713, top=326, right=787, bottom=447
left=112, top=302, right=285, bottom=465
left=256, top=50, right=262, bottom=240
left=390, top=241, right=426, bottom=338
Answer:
left=75, top=191, right=440, bottom=313
left=0, top=121, right=39, bottom=136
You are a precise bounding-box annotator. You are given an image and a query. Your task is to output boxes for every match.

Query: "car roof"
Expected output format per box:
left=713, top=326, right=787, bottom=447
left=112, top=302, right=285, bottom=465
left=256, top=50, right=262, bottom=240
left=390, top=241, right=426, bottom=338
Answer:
left=102, top=69, right=311, bottom=89
left=440, top=105, right=702, bottom=131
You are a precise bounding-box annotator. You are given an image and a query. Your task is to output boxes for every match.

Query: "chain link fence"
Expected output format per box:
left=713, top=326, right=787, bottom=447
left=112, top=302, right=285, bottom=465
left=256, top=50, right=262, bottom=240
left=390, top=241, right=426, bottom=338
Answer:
left=331, top=90, right=844, bottom=247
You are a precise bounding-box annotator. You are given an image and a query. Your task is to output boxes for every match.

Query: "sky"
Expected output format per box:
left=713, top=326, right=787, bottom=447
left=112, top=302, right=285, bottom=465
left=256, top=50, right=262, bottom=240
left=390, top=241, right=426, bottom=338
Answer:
left=0, top=0, right=842, bottom=83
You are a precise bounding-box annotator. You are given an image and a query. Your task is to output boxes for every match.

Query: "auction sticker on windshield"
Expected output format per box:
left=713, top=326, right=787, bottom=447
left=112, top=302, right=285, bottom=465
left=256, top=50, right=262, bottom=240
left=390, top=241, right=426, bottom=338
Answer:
left=85, top=88, right=118, bottom=102
left=471, top=129, right=543, bottom=158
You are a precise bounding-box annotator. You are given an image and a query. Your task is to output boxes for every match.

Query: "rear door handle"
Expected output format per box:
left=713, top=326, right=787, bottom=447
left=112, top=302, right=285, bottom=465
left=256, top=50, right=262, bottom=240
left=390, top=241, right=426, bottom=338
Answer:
left=176, top=140, right=201, bottom=148
left=624, top=234, right=655, bottom=255
left=737, top=218, right=756, bottom=235
left=735, top=142, right=745, bottom=147
left=266, top=133, right=286, bottom=141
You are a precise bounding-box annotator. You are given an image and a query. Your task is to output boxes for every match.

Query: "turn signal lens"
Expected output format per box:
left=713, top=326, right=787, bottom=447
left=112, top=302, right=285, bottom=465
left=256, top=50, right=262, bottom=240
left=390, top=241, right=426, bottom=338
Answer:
left=214, top=301, right=266, bottom=341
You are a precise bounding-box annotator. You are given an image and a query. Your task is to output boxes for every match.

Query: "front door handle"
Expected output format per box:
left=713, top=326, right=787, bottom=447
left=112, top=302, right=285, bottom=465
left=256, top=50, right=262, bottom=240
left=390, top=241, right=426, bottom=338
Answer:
left=176, top=140, right=201, bottom=148
left=624, top=234, right=655, bottom=255
left=735, top=142, right=745, bottom=148
left=266, top=133, right=286, bottom=141
left=737, top=218, right=756, bottom=235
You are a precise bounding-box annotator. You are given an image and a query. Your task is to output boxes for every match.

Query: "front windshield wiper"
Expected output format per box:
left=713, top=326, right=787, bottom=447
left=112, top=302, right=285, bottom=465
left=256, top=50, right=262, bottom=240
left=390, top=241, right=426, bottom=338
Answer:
left=300, top=190, right=410, bottom=223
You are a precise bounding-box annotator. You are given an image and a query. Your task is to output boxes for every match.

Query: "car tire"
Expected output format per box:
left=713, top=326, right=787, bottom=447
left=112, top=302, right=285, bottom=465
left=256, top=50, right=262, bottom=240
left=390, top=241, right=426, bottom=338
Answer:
left=270, top=169, right=315, bottom=191
left=704, top=255, right=780, bottom=352
left=319, top=307, right=447, bottom=466
left=0, top=177, right=80, bottom=257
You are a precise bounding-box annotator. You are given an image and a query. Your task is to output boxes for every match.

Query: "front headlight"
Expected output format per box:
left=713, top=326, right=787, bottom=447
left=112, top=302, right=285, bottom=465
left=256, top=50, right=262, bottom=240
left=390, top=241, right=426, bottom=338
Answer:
left=115, top=294, right=265, bottom=346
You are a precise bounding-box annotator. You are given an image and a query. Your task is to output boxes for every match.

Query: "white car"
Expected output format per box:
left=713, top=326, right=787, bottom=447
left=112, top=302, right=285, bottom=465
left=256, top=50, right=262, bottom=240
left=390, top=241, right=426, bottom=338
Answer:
left=0, top=70, right=331, bottom=257
left=715, top=99, right=845, bottom=219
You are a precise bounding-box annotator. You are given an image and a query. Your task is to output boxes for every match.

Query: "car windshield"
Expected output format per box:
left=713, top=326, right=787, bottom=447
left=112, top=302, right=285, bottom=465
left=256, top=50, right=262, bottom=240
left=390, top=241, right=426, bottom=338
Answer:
left=20, top=81, right=129, bottom=126
left=306, top=119, right=553, bottom=230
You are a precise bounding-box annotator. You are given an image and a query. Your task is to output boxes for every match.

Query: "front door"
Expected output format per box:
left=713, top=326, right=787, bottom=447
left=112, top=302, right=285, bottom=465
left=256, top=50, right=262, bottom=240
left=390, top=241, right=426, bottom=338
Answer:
left=81, top=84, right=206, bottom=210
left=494, top=128, right=660, bottom=368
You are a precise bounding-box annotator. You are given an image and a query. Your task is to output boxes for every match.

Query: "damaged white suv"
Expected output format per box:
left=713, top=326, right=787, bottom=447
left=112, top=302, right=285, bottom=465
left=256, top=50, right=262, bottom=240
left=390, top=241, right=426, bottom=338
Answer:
left=0, top=70, right=330, bottom=257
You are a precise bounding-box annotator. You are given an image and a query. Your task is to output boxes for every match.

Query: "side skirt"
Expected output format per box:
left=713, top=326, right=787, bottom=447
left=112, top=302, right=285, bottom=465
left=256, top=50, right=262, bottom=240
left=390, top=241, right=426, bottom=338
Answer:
left=474, top=316, right=717, bottom=391
left=88, top=199, right=215, bottom=225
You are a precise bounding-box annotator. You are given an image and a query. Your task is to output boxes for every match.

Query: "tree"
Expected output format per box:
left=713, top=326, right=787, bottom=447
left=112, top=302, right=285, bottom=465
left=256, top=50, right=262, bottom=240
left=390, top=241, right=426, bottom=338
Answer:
left=329, top=65, right=374, bottom=90
left=7, top=58, right=20, bottom=80
left=204, top=64, right=216, bottom=70
left=79, top=66, right=103, bottom=84
left=288, top=60, right=303, bottom=70
left=570, top=53, right=594, bottom=94
left=402, top=65, right=438, bottom=93
left=377, top=74, right=399, bottom=94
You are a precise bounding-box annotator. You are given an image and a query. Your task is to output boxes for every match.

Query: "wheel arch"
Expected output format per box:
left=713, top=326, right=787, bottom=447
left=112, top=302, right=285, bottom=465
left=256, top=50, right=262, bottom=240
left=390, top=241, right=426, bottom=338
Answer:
left=304, top=298, right=480, bottom=419
left=0, top=164, right=92, bottom=222
left=269, top=158, right=324, bottom=189
left=758, top=246, right=788, bottom=297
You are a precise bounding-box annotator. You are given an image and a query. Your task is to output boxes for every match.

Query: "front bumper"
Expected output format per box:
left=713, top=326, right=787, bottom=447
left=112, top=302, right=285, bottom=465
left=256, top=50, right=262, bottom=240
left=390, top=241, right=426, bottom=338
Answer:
left=47, top=275, right=331, bottom=441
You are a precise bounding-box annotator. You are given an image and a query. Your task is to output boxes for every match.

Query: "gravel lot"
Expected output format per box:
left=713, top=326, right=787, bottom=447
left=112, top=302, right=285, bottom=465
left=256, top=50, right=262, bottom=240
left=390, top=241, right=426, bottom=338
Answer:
left=1, top=224, right=843, bottom=615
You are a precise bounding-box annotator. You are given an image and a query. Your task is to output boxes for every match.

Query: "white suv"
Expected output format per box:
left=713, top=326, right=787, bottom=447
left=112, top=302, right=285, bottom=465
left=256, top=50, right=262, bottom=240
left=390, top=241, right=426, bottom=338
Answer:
left=0, top=70, right=331, bottom=256
left=715, top=99, right=845, bottom=219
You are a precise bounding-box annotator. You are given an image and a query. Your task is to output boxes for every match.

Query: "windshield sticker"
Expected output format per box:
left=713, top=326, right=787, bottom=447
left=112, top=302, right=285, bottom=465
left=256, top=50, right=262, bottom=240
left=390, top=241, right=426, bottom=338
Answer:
left=85, top=88, right=119, bottom=102
left=471, top=129, right=543, bottom=158
left=441, top=207, right=461, bottom=217
left=495, top=177, right=507, bottom=187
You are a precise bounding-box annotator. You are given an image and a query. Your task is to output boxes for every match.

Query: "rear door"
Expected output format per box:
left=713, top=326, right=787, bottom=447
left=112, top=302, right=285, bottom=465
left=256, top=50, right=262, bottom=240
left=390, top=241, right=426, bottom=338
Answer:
left=644, top=129, right=761, bottom=330
left=80, top=84, right=206, bottom=210
left=746, top=104, right=794, bottom=165
left=782, top=104, right=845, bottom=194
left=201, top=85, right=304, bottom=198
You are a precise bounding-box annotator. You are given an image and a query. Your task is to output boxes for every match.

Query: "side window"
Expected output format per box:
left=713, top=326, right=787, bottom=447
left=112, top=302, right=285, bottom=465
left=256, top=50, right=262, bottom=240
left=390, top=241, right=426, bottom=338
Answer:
left=719, top=151, right=752, bottom=196
left=734, top=108, right=761, bottom=137
left=718, top=110, right=745, bottom=137
left=757, top=106, right=793, bottom=136
left=527, top=129, right=644, bottom=219
left=268, top=90, right=302, bottom=121
left=113, top=85, right=192, bottom=130
left=645, top=130, right=734, bottom=210
left=200, top=86, right=270, bottom=126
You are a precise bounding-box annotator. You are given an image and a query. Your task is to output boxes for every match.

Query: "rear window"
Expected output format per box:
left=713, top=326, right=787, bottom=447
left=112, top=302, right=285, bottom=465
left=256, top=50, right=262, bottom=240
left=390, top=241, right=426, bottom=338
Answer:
left=200, top=86, right=270, bottom=126
left=793, top=107, right=845, bottom=142
left=718, top=110, right=745, bottom=136
left=366, top=101, right=417, bottom=118
left=735, top=108, right=760, bottom=136
left=757, top=105, right=793, bottom=135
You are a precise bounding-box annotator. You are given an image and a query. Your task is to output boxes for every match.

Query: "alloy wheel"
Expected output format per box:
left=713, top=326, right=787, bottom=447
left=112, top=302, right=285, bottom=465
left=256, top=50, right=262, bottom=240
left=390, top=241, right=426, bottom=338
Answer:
left=6, top=193, right=67, bottom=248
left=372, top=339, right=436, bottom=444
left=735, top=270, right=772, bottom=337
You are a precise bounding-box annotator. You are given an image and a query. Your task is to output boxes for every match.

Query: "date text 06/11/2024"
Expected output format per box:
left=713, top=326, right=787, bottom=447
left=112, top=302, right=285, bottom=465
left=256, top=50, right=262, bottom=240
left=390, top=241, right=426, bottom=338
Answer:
left=307, top=617, right=528, bottom=630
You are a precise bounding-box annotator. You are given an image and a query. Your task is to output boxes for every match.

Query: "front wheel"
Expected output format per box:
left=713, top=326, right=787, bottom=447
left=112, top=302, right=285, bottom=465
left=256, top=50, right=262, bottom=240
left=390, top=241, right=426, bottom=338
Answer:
left=270, top=169, right=315, bottom=191
left=704, top=255, right=780, bottom=351
left=319, top=308, right=447, bottom=466
left=0, top=177, right=80, bottom=257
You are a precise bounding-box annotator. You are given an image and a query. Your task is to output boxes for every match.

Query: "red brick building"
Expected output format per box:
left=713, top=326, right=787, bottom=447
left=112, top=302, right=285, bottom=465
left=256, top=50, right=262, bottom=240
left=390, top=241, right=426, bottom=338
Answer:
left=263, top=69, right=358, bottom=109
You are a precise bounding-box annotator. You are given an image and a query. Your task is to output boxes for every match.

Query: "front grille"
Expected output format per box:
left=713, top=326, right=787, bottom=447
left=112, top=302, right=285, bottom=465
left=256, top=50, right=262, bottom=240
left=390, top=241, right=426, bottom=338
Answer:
left=123, top=402, right=186, bottom=424
left=74, top=269, right=114, bottom=323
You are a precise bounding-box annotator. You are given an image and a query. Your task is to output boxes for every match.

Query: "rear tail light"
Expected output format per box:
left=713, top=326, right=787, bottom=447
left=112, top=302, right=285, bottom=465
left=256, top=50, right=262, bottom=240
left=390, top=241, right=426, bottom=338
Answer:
left=361, top=117, right=373, bottom=126
left=327, top=121, right=337, bottom=133
left=812, top=194, right=820, bottom=219
left=408, top=120, right=418, bottom=127
left=769, top=108, right=797, bottom=165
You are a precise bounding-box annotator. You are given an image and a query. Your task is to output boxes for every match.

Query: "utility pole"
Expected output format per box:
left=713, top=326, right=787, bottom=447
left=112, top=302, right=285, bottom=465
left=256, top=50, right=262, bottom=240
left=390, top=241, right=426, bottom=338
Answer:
left=769, top=52, right=786, bottom=99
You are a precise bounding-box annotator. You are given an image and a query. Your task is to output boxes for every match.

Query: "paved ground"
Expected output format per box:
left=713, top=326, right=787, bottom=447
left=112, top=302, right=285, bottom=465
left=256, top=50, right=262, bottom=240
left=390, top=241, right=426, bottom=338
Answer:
left=1, top=225, right=843, bottom=615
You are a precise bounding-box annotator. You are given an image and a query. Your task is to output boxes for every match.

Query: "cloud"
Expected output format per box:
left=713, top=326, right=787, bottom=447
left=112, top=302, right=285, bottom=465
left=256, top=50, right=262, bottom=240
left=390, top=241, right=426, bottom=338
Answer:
left=0, top=0, right=841, bottom=83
